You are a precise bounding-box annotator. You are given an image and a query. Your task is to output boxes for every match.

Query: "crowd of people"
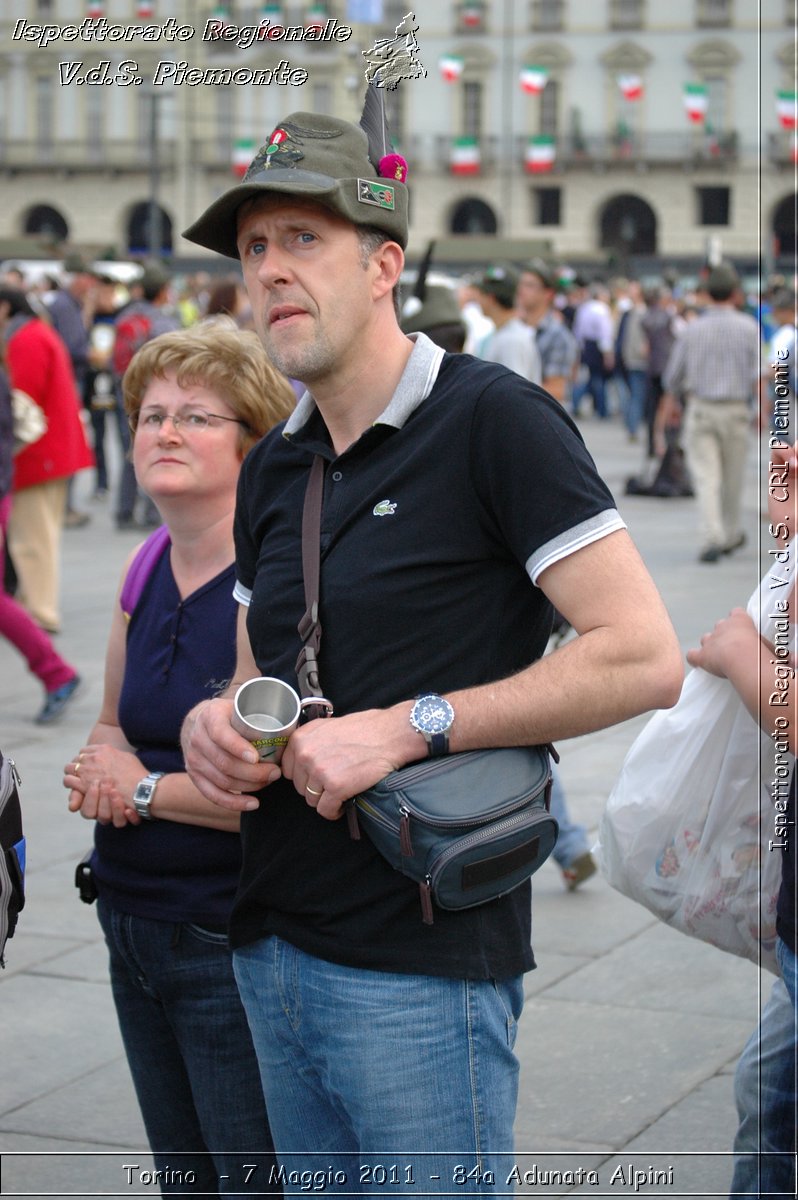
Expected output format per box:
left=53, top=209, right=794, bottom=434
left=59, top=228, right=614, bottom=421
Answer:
left=0, top=260, right=265, bottom=723
left=0, top=93, right=795, bottom=1198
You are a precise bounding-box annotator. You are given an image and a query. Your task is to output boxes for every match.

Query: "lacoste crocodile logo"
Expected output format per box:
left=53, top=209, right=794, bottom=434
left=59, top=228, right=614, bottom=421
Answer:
left=373, top=499, right=397, bottom=516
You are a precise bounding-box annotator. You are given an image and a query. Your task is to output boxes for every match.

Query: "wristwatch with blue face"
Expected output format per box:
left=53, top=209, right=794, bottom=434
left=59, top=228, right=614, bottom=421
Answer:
left=133, top=771, right=164, bottom=821
left=409, top=694, right=455, bottom=757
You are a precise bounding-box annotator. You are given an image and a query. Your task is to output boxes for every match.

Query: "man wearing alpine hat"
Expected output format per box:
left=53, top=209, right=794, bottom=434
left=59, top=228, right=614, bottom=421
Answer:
left=181, top=99, right=682, bottom=1191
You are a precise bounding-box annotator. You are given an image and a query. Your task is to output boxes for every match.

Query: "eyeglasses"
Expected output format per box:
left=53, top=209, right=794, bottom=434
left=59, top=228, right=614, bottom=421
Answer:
left=130, top=407, right=248, bottom=435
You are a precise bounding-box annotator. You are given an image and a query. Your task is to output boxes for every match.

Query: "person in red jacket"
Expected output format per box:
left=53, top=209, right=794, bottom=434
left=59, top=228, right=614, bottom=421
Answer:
left=0, top=286, right=94, bottom=633
left=0, top=365, right=81, bottom=721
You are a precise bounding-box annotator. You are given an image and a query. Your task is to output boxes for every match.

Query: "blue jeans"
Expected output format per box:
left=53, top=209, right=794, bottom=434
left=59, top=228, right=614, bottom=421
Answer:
left=730, top=937, right=797, bottom=1197
left=548, top=762, right=590, bottom=869
left=97, top=899, right=278, bottom=1198
left=234, top=936, right=523, bottom=1198
left=622, top=369, right=648, bottom=437
left=572, top=368, right=608, bottom=418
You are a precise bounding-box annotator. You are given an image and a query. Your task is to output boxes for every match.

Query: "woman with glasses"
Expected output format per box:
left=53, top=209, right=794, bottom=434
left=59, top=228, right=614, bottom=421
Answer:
left=63, top=323, right=295, bottom=1199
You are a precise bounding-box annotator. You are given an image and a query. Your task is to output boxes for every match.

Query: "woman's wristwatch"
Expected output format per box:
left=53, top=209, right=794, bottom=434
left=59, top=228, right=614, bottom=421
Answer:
left=133, top=772, right=165, bottom=821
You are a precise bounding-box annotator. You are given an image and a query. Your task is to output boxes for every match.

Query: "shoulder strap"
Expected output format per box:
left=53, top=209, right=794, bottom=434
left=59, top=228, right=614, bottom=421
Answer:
left=295, top=455, right=334, bottom=720
left=120, top=524, right=171, bottom=619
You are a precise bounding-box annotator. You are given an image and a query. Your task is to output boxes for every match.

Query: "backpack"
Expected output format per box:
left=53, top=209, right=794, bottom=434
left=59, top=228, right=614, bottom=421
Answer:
left=112, top=310, right=153, bottom=378
left=0, top=750, right=25, bottom=967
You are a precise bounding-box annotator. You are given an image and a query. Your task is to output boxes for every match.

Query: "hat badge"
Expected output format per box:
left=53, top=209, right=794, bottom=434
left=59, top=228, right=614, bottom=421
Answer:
left=247, top=120, right=343, bottom=178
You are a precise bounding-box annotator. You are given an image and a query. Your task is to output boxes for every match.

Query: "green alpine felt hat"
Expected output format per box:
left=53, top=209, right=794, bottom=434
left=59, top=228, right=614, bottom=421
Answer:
left=522, top=257, right=558, bottom=291
left=62, top=252, right=101, bottom=278
left=400, top=284, right=464, bottom=335
left=182, top=111, right=409, bottom=259
left=706, top=261, right=739, bottom=298
left=477, top=264, right=520, bottom=309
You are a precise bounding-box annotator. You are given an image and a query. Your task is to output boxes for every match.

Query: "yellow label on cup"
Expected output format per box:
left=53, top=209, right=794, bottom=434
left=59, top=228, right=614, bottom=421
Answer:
left=252, top=735, right=288, bottom=749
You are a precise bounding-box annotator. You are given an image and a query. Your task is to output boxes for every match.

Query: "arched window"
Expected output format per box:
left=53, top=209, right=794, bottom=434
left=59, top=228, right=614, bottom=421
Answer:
left=450, top=198, right=498, bottom=234
left=599, top=194, right=657, bottom=255
left=127, top=202, right=173, bottom=256
left=23, top=204, right=69, bottom=241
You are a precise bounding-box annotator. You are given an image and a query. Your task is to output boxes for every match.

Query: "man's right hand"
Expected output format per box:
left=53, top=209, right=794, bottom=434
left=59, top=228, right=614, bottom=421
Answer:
left=180, top=698, right=280, bottom=812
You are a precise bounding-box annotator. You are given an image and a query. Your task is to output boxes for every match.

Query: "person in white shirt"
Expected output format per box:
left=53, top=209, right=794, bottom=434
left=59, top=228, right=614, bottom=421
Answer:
left=571, top=282, right=615, bottom=419
left=474, top=265, right=541, bottom=384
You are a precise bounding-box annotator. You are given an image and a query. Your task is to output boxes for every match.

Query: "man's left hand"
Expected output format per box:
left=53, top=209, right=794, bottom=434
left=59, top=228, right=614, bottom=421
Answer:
left=280, top=707, right=416, bottom=820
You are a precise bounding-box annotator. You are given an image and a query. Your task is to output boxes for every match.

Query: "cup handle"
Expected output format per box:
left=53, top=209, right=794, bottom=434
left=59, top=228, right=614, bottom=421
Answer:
left=299, top=696, right=334, bottom=721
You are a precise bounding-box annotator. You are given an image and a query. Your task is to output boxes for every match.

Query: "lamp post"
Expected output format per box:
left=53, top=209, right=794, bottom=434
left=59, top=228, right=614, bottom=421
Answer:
left=146, top=86, right=162, bottom=259
left=500, top=0, right=514, bottom=236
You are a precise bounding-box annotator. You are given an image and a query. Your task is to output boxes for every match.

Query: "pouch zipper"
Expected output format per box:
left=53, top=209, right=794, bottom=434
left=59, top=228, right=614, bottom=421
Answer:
left=427, top=807, right=553, bottom=892
left=399, top=779, right=550, bottom=830
left=0, top=757, right=21, bottom=806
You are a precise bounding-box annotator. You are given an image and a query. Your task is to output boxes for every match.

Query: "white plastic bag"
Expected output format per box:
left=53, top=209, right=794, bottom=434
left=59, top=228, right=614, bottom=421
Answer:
left=596, top=546, right=796, bottom=975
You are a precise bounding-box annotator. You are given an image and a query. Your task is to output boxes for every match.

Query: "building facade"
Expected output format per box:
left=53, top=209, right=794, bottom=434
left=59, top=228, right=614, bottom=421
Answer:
left=0, top=0, right=794, bottom=272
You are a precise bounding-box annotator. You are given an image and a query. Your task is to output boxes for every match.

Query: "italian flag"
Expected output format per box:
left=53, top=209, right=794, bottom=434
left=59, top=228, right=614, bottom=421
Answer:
left=258, top=2, right=282, bottom=32
left=439, top=55, right=464, bottom=83
left=683, top=83, right=708, bottom=123
left=211, top=4, right=230, bottom=28
left=86, top=1, right=104, bottom=16
left=305, top=3, right=327, bottom=30
left=450, top=137, right=480, bottom=175
left=618, top=75, right=642, bottom=101
left=460, top=4, right=483, bottom=28
left=705, top=121, right=720, bottom=156
left=136, top=1, right=154, bottom=17
left=520, top=66, right=548, bottom=96
left=525, top=135, right=556, bottom=173
left=232, top=139, right=256, bottom=178
left=792, top=135, right=798, bottom=165
left=776, top=90, right=797, bottom=130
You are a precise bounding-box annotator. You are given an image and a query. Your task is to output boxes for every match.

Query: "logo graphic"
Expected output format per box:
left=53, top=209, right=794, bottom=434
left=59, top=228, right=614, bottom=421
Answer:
left=358, top=180, right=396, bottom=210
left=373, top=499, right=398, bottom=516
left=362, top=11, right=426, bottom=90
left=245, top=121, right=342, bottom=177
left=265, top=128, right=288, bottom=160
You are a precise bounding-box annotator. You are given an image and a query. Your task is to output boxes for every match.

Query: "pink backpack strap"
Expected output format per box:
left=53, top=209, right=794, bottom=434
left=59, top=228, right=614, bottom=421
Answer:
left=120, top=525, right=171, bottom=619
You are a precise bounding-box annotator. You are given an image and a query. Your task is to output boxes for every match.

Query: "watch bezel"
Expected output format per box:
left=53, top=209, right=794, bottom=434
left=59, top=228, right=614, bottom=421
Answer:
left=410, top=694, right=454, bottom=756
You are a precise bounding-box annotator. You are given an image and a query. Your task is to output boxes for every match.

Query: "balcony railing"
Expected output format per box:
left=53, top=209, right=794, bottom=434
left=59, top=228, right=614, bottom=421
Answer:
left=0, top=138, right=168, bottom=172
left=0, top=129, right=750, bottom=176
left=552, top=129, right=740, bottom=168
left=423, top=130, right=741, bottom=172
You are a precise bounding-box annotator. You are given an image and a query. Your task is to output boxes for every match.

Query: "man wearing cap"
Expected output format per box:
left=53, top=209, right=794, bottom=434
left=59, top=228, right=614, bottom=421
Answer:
left=661, top=262, right=759, bottom=563
left=179, top=106, right=683, bottom=1187
left=515, top=260, right=578, bottom=406
left=473, top=265, right=541, bottom=383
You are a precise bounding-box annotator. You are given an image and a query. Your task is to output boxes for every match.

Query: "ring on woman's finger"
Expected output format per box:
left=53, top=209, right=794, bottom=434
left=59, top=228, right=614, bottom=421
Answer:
left=73, top=760, right=81, bottom=776
left=306, top=785, right=323, bottom=797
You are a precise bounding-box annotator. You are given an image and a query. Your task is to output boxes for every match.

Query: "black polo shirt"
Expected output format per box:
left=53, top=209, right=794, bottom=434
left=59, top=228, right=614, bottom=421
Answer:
left=230, top=334, right=623, bottom=977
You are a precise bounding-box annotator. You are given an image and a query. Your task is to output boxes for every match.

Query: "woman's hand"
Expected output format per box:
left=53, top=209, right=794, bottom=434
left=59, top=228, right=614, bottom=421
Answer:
left=64, top=744, right=146, bottom=827
left=686, top=608, right=762, bottom=679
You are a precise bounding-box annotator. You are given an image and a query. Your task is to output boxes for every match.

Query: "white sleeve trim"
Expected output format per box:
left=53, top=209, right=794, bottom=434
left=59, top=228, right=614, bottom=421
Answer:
left=233, top=580, right=252, bottom=607
left=526, top=510, right=627, bottom=585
